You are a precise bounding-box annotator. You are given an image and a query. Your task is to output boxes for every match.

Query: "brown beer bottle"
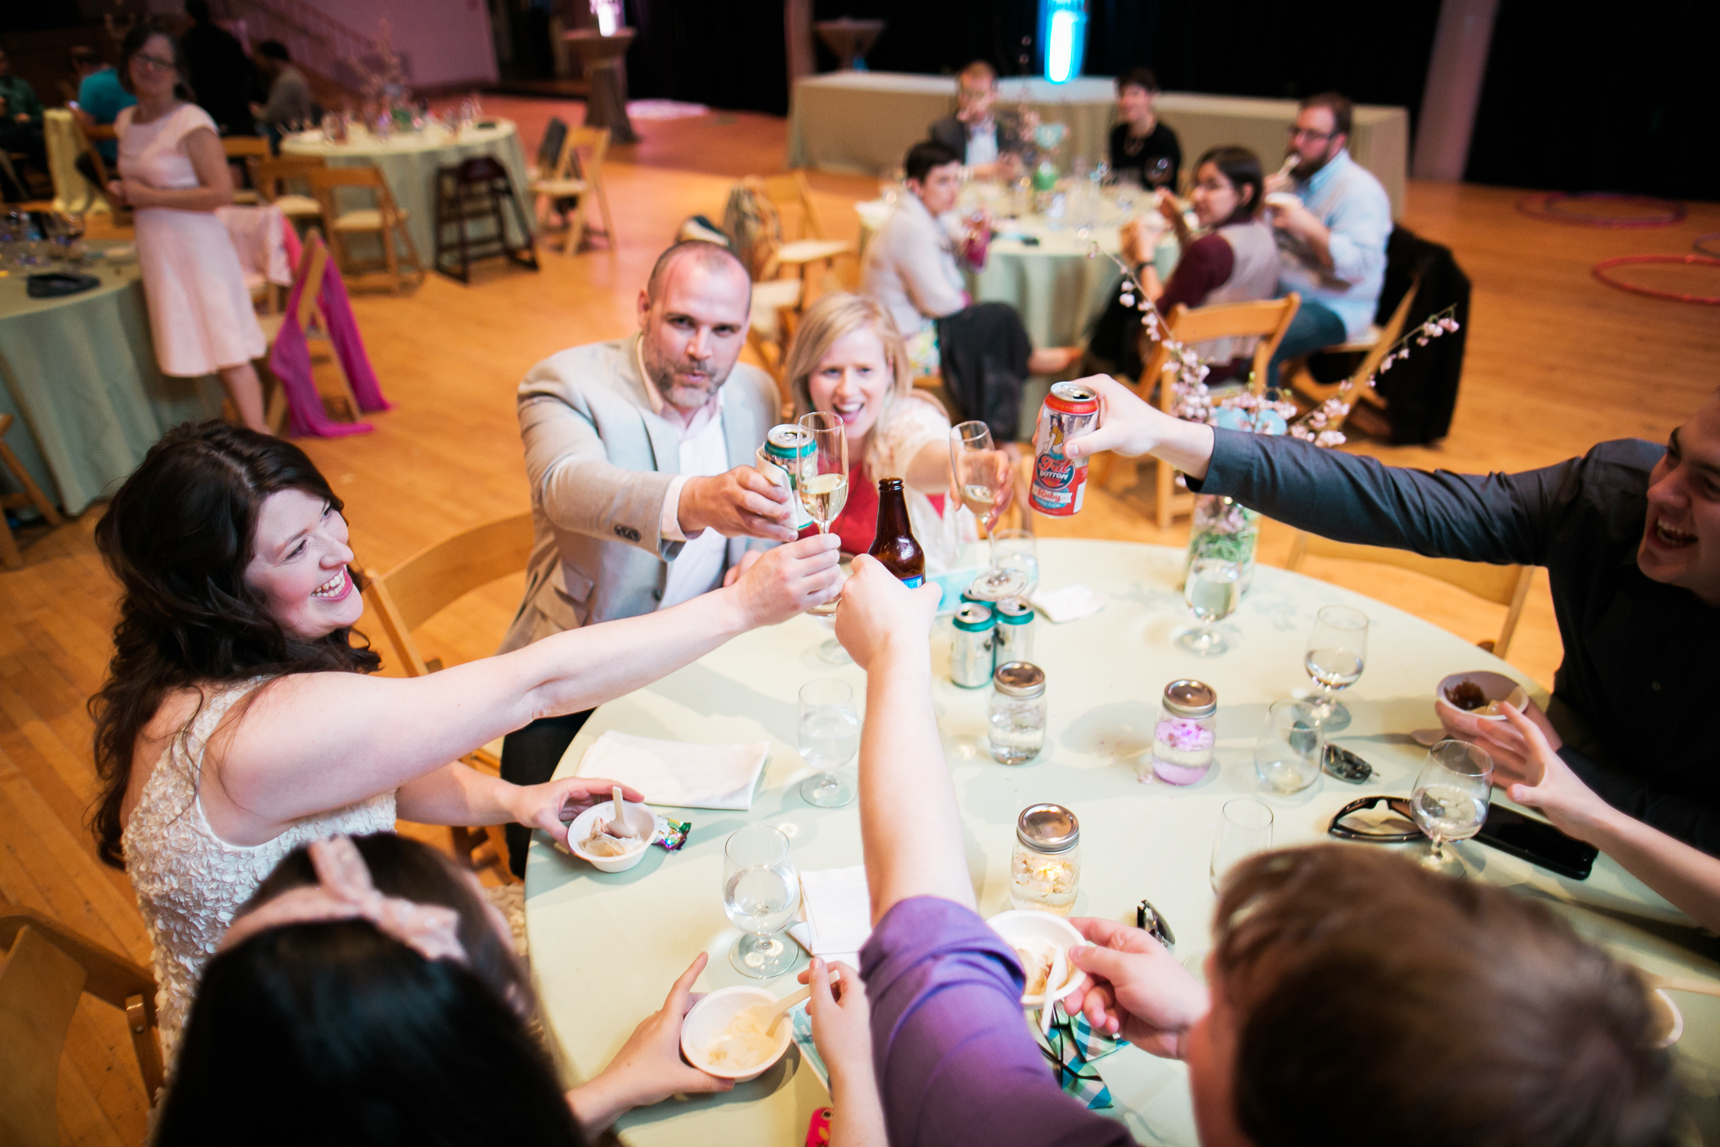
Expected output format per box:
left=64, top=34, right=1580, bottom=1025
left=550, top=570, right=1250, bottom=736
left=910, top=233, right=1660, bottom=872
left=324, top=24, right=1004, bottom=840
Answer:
left=867, top=478, right=926, bottom=588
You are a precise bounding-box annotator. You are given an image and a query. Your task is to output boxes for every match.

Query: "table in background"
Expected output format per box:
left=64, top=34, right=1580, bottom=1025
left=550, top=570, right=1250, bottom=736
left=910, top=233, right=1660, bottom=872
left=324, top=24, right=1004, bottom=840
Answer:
left=525, top=539, right=1719, bottom=1146
left=0, top=243, right=224, bottom=514
left=281, top=120, right=534, bottom=265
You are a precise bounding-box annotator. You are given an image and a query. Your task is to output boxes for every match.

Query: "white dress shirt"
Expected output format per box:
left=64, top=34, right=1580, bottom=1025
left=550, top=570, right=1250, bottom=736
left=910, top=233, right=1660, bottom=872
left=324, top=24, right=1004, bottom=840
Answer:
left=639, top=342, right=732, bottom=609
left=965, top=120, right=999, bottom=168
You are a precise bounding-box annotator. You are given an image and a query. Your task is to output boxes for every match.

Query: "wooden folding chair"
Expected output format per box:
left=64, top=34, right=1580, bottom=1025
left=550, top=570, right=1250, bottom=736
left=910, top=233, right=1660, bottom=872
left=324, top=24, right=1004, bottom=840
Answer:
left=1094, top=294, right=1300, bottom=529
left=755, top=171, right=852, bottom=289
left=306, top=164, right=423, bottom=292
left=1286, top=532, right=1534, bottom=659
left=249, top=154, right=326, bottom=228
left=1285, top=276, right=1420, bottom=434
left=1, top=905, right=165, bottom=1145
left=747, top=278, right=804, bottom=419
left=529, top=125, right=614, bottom=254
left=221, top=136, right=271, bottom=204
left=258, top=233, right=364, bottom=430
left=355, top=512, right=537, bottom=878
left=0, top=413, right=63, bottom=571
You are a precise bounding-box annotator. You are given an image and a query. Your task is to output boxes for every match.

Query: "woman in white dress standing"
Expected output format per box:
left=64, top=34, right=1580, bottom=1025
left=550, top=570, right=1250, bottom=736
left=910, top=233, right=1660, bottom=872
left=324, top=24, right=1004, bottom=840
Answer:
left=108, top=21, right=268, bottom=433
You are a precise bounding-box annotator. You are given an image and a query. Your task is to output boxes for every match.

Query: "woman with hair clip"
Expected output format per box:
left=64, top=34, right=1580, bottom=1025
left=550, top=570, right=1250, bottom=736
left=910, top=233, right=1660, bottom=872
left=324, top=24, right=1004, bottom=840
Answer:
left=108, top=20, right=269, bottom=433
left=783, top=292, right=1011, bottom=573
left=1086, top=146, right=1281, bottom=385
left=92, top=421, right=840, bottom=1060
left=155, top=833, right=734, bottom=1145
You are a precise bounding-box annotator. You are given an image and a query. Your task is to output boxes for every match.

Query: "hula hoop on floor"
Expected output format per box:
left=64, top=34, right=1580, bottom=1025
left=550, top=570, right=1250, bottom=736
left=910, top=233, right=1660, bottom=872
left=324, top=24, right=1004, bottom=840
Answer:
left=1517, top=192, right=1686, bottom=228
left=1694, top=233, right=1720, bottom=258
left=1592, top=255, right=1720, bottom=305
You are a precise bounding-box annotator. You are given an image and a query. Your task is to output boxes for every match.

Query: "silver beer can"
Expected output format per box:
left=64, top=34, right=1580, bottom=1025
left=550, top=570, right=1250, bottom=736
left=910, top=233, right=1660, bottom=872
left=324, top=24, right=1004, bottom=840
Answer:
left=757, top=424, right=815, bottom=532
left=951, top=604, right=996, bottom=688
left=994, top=598, right=1034, bottom=664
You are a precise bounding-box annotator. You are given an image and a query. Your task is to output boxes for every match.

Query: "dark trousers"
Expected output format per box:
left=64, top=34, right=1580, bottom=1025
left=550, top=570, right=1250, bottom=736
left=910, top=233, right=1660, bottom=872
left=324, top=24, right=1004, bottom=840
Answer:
left=936, top=301, right=1034, bottom=442
left=500, top=708, right=594, bottom=878
left=1265, top=298, right=1348, bottom=391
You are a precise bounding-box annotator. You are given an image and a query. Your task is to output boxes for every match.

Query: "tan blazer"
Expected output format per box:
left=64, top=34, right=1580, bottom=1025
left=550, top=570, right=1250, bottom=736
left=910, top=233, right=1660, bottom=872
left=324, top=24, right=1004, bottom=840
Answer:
left=497, top=335, right=780, bottom=652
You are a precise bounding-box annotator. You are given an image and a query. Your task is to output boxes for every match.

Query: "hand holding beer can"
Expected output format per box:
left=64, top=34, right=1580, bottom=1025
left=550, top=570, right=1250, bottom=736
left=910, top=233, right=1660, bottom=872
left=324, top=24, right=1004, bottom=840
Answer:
left=1029, top=381, right=1100, bottom=516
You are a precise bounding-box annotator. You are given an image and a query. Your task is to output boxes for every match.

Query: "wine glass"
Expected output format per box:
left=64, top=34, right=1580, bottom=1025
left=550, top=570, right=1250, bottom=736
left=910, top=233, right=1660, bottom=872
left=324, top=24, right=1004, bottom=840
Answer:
left=1211, top=798, right=1273, bottom=893
left=1146, top=156, right=1174, bottom=191
left=722, top=823, right=802, bottom=978
left=1253, top=698, right=1323, bottom=794
left=798, top=411, right=849, bottom=619
left=798, top=679, right=859, bottom=808
left=1178, top=557, right=1241, bottom=656
left=991, top=528, right=1038, bottom=595
left=1303, top=605, right=1368, bottom=732
left=950, top=421, right=1026, bottom=600
left=1410, top=740, right=1493, bottom=876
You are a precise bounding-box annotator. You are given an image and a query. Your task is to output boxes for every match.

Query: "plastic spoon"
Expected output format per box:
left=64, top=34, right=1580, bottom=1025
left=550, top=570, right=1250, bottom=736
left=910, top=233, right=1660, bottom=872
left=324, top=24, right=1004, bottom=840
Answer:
left=1640, top=971, right=1720, bottom=999
left=735, top=967, right=836, bottom=1035
left=1039, top=944, right=1066, bottom=1036
left=605, top=785, right=640, bottom=839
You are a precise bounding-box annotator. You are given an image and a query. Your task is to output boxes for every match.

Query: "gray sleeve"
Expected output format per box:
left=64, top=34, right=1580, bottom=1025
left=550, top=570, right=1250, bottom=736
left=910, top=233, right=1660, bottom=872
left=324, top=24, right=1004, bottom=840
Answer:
left=519, top=393, right=681, bottom=560
left=1188, top=429, right=1564, bottom=567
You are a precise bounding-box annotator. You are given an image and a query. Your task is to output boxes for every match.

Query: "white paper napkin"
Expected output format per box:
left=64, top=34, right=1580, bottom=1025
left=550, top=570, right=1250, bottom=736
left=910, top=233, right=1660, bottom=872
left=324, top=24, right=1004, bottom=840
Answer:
left=787, top=865, right=872, bottom=967
left=574, top=730, right=769, bottom=811
left=1028, top=584, right=1107, bottom=623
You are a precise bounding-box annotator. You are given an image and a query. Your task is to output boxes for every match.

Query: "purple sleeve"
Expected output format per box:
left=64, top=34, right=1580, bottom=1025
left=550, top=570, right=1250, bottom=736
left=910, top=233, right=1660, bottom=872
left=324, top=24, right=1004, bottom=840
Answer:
left=860, top=897, right=1137, bottom=1147
left=1158, top=234, right=1234, bottom=314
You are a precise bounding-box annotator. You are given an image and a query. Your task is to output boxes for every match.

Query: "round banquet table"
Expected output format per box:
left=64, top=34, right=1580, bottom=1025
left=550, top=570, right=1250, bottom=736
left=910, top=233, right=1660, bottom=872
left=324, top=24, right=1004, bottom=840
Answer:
left=526, top=539, right=1720, bottom=1146
left=0, top=242, right=224, bottom=514
left=280, top=120, right=534, bottom=267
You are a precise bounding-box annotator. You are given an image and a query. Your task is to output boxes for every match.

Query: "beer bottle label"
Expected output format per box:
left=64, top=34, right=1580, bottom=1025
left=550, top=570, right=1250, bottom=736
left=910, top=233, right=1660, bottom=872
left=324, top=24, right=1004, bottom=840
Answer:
left=900, top=575, right=925, bottom=589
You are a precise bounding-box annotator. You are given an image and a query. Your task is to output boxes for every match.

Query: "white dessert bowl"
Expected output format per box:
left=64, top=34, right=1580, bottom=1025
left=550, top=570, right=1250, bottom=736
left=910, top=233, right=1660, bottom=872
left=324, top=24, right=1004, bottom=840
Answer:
left=565, top=800, right=659, bottom=873
left=680, top=985, right=795, bottom=1082
left=986, top=909, right=1087, bottom=1009
left=1435, top=670, right=1524, bottom=736
left=1648, top=988, right=1683, bottom=1048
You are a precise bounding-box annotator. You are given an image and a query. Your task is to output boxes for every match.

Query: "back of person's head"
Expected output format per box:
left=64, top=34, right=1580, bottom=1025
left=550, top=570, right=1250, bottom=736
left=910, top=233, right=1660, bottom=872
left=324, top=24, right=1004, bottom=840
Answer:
left=784, top=291, right=910, bottom=417
left=155, top=833, right=585, bottom=1147
left=256, top=39, right=290, bottom=62
left=1118, top=66, right=1160, bottom=94
left=904, top=139, right=961, bottom=184
left=88, top=421, right=378, bottom=868
left=1298, top=91, right=1352, bottom=140
left=1195, top=146, right=1264, bottom=224
left=185, top=0, right=212, bottom=22
left=69, top=45, right=100, bottom=72
left=1214, top=846, right=1675, bottom=1147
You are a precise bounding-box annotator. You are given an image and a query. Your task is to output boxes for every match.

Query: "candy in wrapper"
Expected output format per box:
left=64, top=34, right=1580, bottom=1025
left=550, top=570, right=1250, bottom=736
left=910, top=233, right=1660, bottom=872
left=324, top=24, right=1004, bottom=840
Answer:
left=654, top=816, right=691, bottom=852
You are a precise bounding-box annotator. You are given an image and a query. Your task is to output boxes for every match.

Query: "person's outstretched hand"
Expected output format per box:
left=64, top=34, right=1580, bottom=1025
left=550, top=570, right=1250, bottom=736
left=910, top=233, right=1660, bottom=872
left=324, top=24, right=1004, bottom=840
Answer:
left=1059, top=374, right=1180, bottom=462
left=1494, top=702, right=1612, bottom=840
left=1063, top=917, right=1210, bottom=1060
left=798, top=958, right=873, bottom=1087
left=833, top=554, right=940, bottom=670
left=511, top=776, right=645, bottom=849
left=1434, top=694, right=1561, bottom=787
left=729, top=532, right=842, bottom=626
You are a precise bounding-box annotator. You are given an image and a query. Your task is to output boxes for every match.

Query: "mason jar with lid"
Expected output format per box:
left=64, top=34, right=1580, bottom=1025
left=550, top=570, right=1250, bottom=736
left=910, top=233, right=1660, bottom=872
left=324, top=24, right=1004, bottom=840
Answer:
left=1150, top=679, right=1218, bottom=785
left=988, top=661, right=1047, bottom=764
left=1011, top=803, right=1080, bottom=914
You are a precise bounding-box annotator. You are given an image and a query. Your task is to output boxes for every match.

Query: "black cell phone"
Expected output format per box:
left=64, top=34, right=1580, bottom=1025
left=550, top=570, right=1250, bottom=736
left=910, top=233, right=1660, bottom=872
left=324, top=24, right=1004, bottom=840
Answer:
left=1475, top=806, right=1597, bottom=881
left=1019, top=235, right=1041, bottom=246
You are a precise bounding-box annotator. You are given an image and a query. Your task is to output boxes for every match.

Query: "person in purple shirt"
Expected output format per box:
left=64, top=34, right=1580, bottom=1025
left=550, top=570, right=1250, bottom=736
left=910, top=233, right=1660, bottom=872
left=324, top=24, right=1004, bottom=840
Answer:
left=828, top=554, right=1674, bottom=1147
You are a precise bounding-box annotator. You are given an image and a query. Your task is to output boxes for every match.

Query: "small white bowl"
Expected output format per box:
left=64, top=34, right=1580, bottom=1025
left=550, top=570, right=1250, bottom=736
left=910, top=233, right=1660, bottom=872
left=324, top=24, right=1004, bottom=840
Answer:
left=987, top=910, right=1087, bottom=1008
left=564, top=801, right=658, bottom=873
left=680, top=985, right=795, bottom=1081
left=1436, top=670, right=1522, bottom=728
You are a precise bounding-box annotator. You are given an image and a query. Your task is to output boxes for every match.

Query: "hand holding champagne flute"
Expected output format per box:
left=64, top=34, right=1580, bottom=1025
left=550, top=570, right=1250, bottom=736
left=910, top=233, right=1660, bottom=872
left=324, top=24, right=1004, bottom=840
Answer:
left=950, top=421, right=1021, bottom=597
left=799, top=412, right=849, bottom=617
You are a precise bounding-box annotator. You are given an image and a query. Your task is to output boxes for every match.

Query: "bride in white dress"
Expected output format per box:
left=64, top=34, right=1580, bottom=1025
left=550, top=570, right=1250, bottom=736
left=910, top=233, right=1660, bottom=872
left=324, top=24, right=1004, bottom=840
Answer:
left=109, top=23, right=268, bottom=433
left=93, top=421, right=841, bottom=1059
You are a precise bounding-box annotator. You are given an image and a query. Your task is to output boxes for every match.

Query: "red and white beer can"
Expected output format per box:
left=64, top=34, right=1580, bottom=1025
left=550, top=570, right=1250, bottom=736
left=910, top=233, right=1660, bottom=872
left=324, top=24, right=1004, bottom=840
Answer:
left=1029, top=381, right=1100, bottom=516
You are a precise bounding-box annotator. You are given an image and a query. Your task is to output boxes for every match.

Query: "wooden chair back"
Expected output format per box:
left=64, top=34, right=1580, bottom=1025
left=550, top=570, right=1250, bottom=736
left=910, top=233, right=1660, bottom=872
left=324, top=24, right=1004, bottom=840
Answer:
left=561, top=125, right=610, bottom=185
left=1286, top=532, right=1535, bottom=658
left=535, top=116, right=569, bottom=179
left=251, top=154, right=325, bottom=201
left=221, top=136, right=271, bottom=160
left=760, top=171, right=826, bottom=241
left=292, top=233, right=331, bottom=331
left=1139, top=293, right=1302, bottom=398
left=0, top=906, right=165, bottom=1144
left=1288, top=277, right=1422, bottom=429
left=0, top=412, right=64, bottom=570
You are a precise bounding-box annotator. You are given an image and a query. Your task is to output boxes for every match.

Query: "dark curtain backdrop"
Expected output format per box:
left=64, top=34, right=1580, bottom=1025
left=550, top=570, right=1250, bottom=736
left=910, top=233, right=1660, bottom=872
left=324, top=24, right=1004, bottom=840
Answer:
left=1465, top=0, right=1719, bottom=200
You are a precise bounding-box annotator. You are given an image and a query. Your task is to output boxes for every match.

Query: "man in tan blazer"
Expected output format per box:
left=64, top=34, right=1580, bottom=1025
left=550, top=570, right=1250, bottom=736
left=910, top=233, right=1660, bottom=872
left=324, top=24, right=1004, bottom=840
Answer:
left=496, top=241, right=830, bottom=874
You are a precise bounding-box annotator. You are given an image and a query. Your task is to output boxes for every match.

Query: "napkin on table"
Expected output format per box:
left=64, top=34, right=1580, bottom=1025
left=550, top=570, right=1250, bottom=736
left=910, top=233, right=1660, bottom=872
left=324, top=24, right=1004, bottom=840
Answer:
left=787, top=865, right=872, bottom=968
left=574, top=729, right=769, bottom=811
left=1029, top=584, right=1107, bottom=624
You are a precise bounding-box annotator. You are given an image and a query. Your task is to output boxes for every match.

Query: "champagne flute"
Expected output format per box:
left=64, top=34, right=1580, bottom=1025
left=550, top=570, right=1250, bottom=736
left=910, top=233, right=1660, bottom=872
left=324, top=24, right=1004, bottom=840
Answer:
left=1410, top=740, right=1493, bottom=876
left=1178, top=557, right=1241, bottom=656
left=1210, top=798, right=1273, bottom=893
left=722, top=823, right=802, bottom=978
left=1303, top=605, right=1368, bottom=732
left=798, top=411, right=848, bottom=619
left=798, top=678, right=859, bottom=808
left=950, top=421, right=1026, bottom=600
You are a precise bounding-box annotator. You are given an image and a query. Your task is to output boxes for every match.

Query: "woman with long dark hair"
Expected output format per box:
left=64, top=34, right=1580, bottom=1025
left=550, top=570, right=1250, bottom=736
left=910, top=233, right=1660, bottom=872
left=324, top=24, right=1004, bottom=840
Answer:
left=92, top=421, right=839, bottom=1059
left=156, top=833, right=731, bottom=1145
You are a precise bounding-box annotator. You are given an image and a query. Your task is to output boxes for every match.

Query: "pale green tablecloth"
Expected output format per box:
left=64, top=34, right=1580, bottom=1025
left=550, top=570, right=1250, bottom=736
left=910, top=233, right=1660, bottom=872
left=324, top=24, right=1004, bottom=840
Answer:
left=0, top=247, right=224, bottom=514
left=526, top=539, right=1720, bottom=1146
left=281, top=120, right=535, bottom=268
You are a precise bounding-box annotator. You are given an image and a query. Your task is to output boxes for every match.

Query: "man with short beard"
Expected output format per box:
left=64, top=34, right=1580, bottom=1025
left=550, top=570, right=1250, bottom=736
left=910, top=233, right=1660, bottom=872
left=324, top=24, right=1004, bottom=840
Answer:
left=495, top=241, right=838, bottom=875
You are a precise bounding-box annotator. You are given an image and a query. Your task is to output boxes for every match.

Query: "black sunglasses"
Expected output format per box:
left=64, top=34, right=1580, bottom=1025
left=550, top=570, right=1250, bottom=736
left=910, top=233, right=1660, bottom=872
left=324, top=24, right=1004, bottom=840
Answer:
left=1327, top=795, right=1424, bottom=843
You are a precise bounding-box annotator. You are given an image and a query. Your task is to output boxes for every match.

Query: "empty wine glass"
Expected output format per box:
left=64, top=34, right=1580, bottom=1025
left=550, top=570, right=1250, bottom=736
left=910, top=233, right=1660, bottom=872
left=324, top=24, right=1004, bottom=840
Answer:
left=1303, top=605, right=1368, bottom=732
left=991, top=529, right=1038, bottom=595
left=722, top=823, right=802, bottom=978
left=951, top=421, right=1026, bottom=601
left=1253, top=698, right=1323, bottom=794
left=1211, top=798, right=1273, bottom=893
left=799, top=411, right=849, bottom=620
left=798, top=679, right=859, bottom=808
left=1179, top=557, right=1241, bottom=656
left=1411, top=740, right=1493, bottom=876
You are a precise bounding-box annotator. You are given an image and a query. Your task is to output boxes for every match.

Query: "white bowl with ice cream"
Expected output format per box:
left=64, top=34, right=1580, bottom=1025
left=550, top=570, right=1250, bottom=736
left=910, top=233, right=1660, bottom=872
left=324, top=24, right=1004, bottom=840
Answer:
left=679, top=985, right=796, bottom=1081
left=987, top=910, right=1087, bottom=1009
left=565, top=798, right=658, bottom=873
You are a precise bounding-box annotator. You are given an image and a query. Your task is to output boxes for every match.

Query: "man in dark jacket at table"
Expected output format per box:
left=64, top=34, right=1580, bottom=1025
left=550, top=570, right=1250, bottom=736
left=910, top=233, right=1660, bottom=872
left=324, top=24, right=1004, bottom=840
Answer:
left=1064, top=376, right=1720, bottom=854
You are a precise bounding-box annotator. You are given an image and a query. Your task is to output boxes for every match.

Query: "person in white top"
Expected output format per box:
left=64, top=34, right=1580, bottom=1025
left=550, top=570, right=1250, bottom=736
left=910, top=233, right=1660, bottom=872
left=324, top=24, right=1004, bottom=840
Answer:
left=107, top=22, right=268, bottom=433
left=92, top=420, right=839, bottom=1057
left=784, top=293, right=1011, bottom=573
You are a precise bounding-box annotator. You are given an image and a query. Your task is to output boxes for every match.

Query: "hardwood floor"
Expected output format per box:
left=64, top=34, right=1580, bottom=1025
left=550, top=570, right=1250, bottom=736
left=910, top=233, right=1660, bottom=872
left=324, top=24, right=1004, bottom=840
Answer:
left=4, top=101, right=1718, bottom=1143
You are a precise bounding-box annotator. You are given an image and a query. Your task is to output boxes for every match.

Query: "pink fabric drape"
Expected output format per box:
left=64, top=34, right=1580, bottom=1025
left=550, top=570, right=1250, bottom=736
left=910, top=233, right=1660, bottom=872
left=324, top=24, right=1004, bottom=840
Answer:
left=269, top=219, right=393, bottom=438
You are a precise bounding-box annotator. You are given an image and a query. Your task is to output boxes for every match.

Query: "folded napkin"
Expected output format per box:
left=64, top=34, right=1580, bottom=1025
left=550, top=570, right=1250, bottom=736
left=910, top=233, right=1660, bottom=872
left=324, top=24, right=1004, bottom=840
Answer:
left=1029, top=584, right=1107, bottom=624
left=1038, top=1000, right=1124, bottom=1109
left=574, top=730, right=769, bottom=811
left=787, top=865, right=872, bottom=967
